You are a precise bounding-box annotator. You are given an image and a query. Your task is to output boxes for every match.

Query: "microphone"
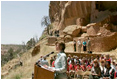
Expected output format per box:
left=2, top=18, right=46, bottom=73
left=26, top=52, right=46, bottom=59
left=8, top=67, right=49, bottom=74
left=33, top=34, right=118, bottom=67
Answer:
left=45, top=52, right=54, bottom=57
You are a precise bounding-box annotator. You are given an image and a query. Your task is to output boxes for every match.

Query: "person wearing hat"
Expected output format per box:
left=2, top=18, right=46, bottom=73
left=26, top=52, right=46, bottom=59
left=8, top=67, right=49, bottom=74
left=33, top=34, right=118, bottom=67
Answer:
left=100, top=59, right=107, bottom=78
left=103, top=61, right=115, bottom=79
left=89, top=59, right=101, bottom=79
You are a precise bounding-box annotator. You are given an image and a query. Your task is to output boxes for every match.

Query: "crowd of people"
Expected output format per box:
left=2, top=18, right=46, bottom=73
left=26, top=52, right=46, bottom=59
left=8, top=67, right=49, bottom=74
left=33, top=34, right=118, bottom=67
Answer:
left=36, top=41, right=117, bottom=79
left=38, top=54, right=117, bottom=79
left=74, top=37, right=91, bottom=53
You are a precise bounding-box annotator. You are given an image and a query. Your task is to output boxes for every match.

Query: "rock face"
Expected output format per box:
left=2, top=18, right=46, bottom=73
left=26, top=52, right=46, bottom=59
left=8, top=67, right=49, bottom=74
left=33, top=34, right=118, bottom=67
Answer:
left=49, top=1, right=117, bottom=52
left=91, top=32, right=117, bottom=51
left=64, top=35, right=73, bottom=43
left=47, top=36, right=57, bottom=46
left=63, top=25, right=81, bottom=37
left=31, top=45, right=40, bottom=56
left=49, top=1, right=92, bottom=30
left=76, top=18, right=87, bottom=26
left=49, top=1, right=117, bottom=31
left=87, top=26, right=100, bottom=36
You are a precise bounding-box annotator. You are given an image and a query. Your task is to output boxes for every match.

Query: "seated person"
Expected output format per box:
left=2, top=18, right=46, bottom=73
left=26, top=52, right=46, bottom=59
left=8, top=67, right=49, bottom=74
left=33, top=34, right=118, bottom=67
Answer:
left=111, top=60, right=117, bottom=72
left=36, top=56, right=44, bottom=66
left=52, top=56, right=56, bottom=67
left=69, top=58, right=76, bottom=78
left=80, top=60, right=87, bottom=71
left=74, top=62, right=81, bottom=78
left=91, top=56, right=94, bottom=63
left=67, top=54, right=71, bottom=60
left=75, top=61, right=81, bottom=71
left=37, top=56, right=43, bottom=63
left=114, top=64, right=117, bottom=79
left=67, top=58, right=71, bottom=71
left=105, top=54, right=111, bottom=63
left=100, top=59, right=107, bottom=78
left=103, top=61, right=115, bottom=79
left=100, top=54, right=105, bottom=61
left=86, top=58, right=91, bottom=66
left=89, top=59, right=101, bottom=79
left=41, top=57, right=49, bottom=66
left=87, top=63, right=92, bottom=71
left=50, top=57, right=54, bottom=66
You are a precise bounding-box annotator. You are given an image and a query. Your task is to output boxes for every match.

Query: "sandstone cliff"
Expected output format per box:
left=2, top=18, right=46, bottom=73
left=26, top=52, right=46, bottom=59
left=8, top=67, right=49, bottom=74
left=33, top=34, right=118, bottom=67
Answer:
left=49, top=1, right=117, bottom=52
left=49, top=1, right=117, bottom=30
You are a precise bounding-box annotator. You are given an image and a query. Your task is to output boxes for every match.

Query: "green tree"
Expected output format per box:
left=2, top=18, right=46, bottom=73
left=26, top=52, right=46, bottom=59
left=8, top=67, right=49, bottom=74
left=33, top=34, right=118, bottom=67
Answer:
left=26, top=38, right=36, bottom=50
left=8, top=48, right=14, bottom=60
left=41, top=16, right=51, bottom=35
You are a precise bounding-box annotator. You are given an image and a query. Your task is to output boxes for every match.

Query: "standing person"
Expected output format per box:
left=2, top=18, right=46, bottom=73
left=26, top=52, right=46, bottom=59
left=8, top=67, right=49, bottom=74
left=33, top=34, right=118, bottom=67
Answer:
left=73, top=40, right=76, bottom=52
left=77, top=39, right=82, bottom=53
left=46, top=42, right=67, bottom=79
left=53, top=41, right=67, bottom=79
left=83, top=40, right=87, bottom=53
left=43, top=42, right=67, bottom=79
left=87, top=37, right=91, bottom=52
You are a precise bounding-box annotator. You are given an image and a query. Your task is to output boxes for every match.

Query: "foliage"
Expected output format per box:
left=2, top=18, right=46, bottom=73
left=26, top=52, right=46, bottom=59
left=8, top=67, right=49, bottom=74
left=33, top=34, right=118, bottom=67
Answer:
left=8, top=48, right=14, bottom=60
left=39, top=34, right=47, bottom=40
left=1, top=37, right=38, bottom=66
left=26, top=38, right=36, bottom=50
left=14, top=73, right=22, bottom=79
left=1, top=47, right=23, bottom=66
left=41, top=16, right=51, bottom=35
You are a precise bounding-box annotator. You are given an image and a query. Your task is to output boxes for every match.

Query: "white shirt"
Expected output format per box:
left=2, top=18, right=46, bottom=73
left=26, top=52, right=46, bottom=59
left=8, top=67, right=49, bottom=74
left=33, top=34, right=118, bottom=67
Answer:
left=77, top=40, right=82, bottom=46
left=53, top=52, right=67, bottom=79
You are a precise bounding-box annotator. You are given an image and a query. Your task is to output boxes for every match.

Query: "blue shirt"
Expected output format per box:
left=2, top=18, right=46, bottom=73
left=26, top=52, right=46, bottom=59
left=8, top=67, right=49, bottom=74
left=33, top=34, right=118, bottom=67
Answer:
left=83, top=41, right=86, bottom=46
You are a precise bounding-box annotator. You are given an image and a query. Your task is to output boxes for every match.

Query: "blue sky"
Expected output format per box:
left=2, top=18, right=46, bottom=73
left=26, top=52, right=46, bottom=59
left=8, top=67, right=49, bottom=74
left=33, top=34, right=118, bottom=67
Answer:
left=1, top=1, right=50, bottom=44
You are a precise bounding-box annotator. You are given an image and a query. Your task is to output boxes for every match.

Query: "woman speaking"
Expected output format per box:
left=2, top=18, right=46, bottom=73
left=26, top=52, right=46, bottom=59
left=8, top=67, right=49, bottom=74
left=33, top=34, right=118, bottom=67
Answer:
left=53, top=41, right=67, bottom=79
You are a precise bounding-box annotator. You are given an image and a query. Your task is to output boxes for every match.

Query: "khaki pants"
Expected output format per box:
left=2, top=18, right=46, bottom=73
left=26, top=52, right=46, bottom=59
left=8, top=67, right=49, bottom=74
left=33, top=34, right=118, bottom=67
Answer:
left=87, top=45, right=90, bottom=51
left=78, top=45, right=82, bottom=53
